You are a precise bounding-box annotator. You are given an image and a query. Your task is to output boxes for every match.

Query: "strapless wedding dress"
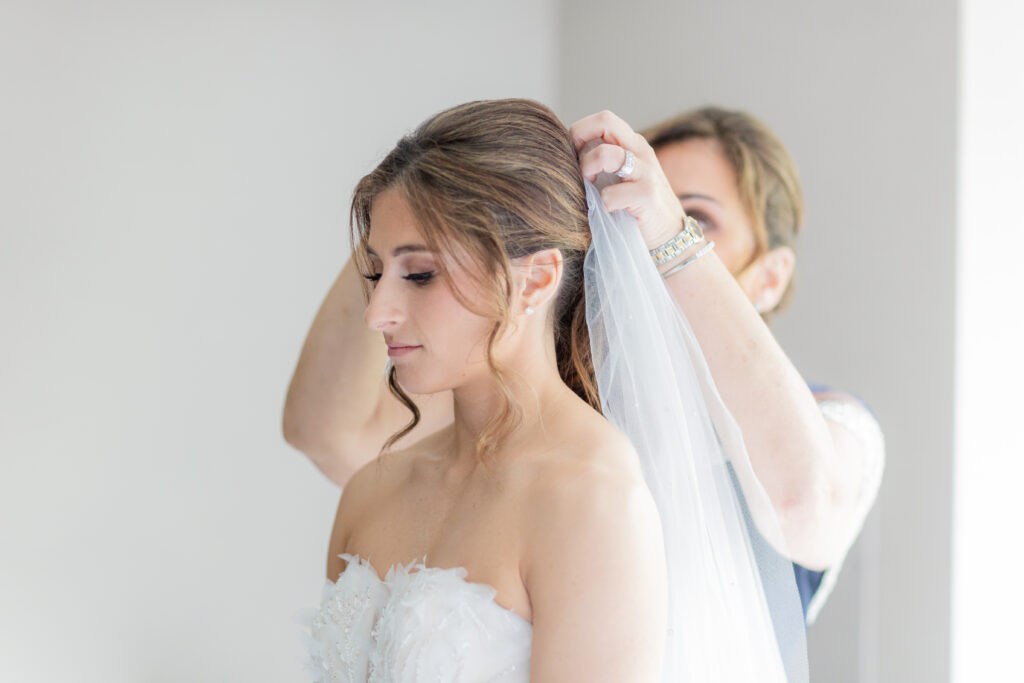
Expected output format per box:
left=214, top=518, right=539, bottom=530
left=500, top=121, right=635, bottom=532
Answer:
left=307, top=554, right=532, bottom=682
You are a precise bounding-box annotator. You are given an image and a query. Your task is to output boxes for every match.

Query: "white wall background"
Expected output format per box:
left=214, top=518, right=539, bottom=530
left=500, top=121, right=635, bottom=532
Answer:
left=0, top=2, right=556, bottom=681
left=954, top=1, right=1024, bottom=680
left=1, top=1, right=979, bottom=682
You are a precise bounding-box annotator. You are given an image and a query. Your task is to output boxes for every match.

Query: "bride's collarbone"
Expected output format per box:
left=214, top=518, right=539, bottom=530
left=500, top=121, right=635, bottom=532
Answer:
left=342, top=461, right=534, bottom=616
left=349, top=475, right=526, bottom=565
left=340, top=428, right=617, bottom=618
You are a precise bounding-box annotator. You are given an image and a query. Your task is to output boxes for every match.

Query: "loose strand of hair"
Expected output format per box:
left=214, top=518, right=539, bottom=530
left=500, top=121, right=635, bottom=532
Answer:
left=474, top=321, right=523, bottom=463
left=379, top=365, right=421, bottom=455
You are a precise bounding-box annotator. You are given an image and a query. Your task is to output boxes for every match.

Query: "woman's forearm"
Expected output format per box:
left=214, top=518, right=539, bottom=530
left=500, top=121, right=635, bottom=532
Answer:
left=283, top=259, right=389, bottom=483
left=663, top=250, right=846, bottom=568
left=283, top=258, right=455, bottom=486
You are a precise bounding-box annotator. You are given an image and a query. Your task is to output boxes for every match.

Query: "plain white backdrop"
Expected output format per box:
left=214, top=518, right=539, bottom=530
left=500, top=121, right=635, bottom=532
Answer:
left=954, top=1, right=1024, bottom=680
left=2, top=1, right=1014, bottom=682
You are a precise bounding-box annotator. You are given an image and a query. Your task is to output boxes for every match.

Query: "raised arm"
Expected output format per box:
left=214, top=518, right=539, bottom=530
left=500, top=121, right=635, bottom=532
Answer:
left=570, top=110, right=872, bottom=570
left=282, top=257, right=453, bottom=486
left=659, top=248, right=864, bottom=569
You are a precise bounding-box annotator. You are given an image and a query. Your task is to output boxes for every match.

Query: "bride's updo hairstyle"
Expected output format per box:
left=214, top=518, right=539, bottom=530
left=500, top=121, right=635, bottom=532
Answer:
left=351, top=99, right=598, bottom=458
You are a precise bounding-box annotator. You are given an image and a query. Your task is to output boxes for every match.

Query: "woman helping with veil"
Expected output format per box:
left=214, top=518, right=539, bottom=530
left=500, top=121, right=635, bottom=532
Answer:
left=298, top=99, right=809, bottom=681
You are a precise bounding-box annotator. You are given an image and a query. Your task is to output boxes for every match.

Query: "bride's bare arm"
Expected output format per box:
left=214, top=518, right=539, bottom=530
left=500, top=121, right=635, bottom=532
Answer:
left=524, top=448, right=667, bottom=682
left=283, top=258, right=453, bottom=486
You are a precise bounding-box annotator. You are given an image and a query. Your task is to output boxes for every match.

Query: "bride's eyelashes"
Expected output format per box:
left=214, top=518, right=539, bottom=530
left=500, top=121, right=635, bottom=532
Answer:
left=361, top=271, right=436, bottom=287
left=403, top=271, right=435, bottom=286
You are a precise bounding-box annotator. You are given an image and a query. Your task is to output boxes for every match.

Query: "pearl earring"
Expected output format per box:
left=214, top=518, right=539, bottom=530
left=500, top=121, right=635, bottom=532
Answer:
left=525, top=306, right=535, bottom=316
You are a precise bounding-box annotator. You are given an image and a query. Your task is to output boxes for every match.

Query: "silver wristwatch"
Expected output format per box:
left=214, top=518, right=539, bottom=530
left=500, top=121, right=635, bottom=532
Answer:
left=649, top=215, right=705, bottom=266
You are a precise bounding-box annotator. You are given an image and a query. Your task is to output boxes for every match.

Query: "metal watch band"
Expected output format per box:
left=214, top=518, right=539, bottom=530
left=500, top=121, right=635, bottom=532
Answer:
left=649, top=215, right=705, bottom=266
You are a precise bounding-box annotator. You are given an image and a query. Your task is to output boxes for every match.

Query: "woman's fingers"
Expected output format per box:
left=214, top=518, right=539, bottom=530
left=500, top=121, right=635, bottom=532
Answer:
left=579, top=143, right=644, bottom=182
left=569, top=110, right=655, bottom=161
left=600, top=179, right=654, bottom=217
left=571, top=109, right=683, bottom=248
left=600, top=176, right=684, bottom=249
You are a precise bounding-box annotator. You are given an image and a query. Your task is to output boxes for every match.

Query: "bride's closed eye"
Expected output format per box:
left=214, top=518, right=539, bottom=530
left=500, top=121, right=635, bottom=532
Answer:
left=403, top=271, right=435, bottom=286
left=361, top=271, right=436, bottom=287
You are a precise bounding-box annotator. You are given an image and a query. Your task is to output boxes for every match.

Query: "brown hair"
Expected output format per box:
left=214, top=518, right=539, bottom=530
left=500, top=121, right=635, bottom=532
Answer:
left=350, top=99, right=598, bottom=459
left=644, top=106, right=805, bottom=314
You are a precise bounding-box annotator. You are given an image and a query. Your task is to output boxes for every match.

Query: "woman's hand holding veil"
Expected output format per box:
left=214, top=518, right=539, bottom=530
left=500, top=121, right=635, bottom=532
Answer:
left=571, top=110, right=685, bottom=250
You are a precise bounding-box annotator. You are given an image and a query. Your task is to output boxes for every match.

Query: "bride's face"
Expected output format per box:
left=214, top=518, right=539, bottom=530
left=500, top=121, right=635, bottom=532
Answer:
left=362, top=187, right=496, bottom=395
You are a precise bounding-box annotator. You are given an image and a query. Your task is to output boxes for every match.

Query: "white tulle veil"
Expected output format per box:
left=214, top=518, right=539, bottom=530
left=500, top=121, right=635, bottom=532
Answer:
left=582, top=180, right=809, bottom=682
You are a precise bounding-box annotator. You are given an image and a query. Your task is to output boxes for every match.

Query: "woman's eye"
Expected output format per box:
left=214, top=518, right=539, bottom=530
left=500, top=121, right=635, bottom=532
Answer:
left=362, top=273, right=382, bottom=284
left=686, top=210, right=715, bottom=232
left=403, top=271, right=435, bottom=285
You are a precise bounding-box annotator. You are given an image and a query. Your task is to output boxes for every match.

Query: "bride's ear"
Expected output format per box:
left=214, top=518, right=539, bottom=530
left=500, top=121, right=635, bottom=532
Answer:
left=514, top=248, right=564, bottom=316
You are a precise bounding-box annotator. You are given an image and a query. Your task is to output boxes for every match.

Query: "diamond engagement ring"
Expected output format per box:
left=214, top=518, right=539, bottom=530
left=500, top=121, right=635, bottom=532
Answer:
left=614, top=149, right=637, bottom=178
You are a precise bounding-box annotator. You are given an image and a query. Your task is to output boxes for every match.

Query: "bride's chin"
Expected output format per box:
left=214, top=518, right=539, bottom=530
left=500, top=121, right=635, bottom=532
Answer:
left=391, top=369, right=442, bottom=397
left=394, top=360, right=485, bottom=397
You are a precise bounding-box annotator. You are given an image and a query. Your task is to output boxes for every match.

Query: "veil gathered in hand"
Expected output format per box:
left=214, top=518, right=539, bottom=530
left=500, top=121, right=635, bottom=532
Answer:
left=582, top=180, right=809, bottom=682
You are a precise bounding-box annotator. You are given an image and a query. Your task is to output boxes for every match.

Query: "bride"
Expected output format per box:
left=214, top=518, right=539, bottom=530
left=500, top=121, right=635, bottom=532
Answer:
left=306, top=99, right=806, bottom=682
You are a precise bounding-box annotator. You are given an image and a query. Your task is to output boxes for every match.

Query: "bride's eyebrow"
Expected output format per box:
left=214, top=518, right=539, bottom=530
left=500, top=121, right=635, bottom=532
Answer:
left=364, top=244, right=432, bottom=257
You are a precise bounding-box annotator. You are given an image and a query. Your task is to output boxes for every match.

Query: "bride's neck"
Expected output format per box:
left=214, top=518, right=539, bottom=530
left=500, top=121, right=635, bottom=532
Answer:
left=448, top=349, right=574, bottom=465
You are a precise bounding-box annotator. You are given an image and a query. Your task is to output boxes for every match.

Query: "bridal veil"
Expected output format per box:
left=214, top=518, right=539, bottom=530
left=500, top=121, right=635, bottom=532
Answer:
left=583, top=180, right=809, bottom=682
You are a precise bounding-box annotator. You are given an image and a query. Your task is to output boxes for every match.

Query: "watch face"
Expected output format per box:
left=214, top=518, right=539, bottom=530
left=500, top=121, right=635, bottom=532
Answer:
left=684, top=214, right=704, bottom=241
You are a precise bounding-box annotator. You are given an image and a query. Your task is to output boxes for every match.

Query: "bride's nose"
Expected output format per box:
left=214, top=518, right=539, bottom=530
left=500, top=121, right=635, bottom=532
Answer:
left=364, top=275, right=405, bottom=331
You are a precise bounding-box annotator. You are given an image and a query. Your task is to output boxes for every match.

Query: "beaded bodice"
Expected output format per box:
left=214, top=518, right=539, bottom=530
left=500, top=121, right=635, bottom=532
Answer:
left=307, top=554, right=532, bottom=683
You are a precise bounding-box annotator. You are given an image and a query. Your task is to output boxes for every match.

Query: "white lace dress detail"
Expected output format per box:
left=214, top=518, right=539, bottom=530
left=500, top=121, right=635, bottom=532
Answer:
left=307, top=554, right=532, bottom=683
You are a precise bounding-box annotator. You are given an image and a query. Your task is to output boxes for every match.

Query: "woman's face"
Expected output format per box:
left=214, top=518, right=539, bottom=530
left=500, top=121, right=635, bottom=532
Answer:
left=362, top=187, right=495, bottom=395
left=654, top=137, right=758, bottom=284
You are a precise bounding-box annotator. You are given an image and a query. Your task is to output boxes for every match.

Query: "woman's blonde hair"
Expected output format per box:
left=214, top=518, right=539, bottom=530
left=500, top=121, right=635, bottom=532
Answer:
left=644, top=106, right=805, bottom=313
left=351, top=99, right=598, bottom=459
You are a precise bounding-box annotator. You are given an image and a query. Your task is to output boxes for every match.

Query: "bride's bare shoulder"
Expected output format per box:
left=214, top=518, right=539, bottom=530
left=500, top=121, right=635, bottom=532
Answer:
left=515, top=403, right=653, bottom=530
left=339, top=426, right=452, bottom=509
left=327, top=427, right=452, bottom=571
left=518, top=403, right=664, bottom=600
left=537, top=401, right=643, bottom=482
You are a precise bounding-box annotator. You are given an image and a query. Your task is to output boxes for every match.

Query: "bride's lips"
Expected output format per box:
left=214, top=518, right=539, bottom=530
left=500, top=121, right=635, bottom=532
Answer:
left=386, top=343, right=422, bottom=358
